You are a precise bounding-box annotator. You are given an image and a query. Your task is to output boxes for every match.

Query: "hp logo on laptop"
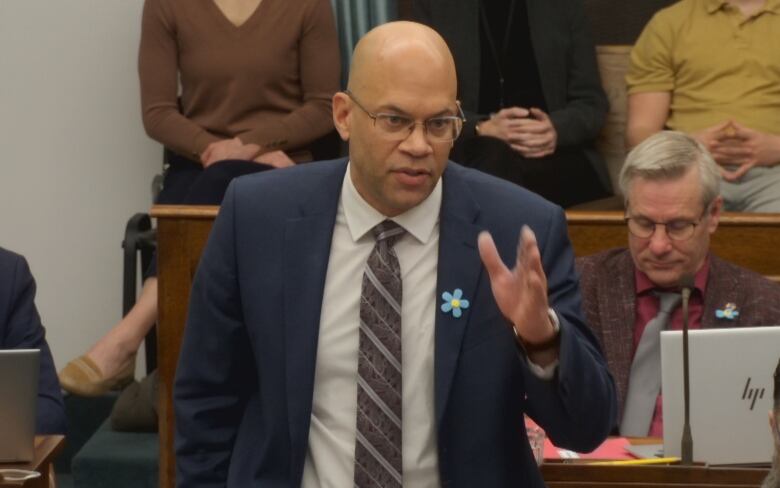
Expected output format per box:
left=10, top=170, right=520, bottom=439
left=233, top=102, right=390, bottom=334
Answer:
left=741, top=377, right=765, bottom=411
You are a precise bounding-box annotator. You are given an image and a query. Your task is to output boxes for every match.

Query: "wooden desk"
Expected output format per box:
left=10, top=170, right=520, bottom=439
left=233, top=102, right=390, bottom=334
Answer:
left=0, top=436, right=65, bottom=488
left=542, top=462, right=769, bottom=488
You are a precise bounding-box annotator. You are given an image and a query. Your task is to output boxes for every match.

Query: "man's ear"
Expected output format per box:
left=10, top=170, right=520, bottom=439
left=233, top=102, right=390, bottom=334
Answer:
left=332, top=92, right=352, bottom=142
left=707, top=195, right=723, bottom=235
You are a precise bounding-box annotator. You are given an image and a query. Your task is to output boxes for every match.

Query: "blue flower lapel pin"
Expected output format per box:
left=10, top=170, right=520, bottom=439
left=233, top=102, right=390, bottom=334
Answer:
left=715, top=302, right=739, bottom=320
left=441, top=288, right=470, bottom=318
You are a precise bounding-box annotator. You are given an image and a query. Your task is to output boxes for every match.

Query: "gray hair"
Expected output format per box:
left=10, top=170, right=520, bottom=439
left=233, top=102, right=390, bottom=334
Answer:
left=619, top=131, right=721, bottom=207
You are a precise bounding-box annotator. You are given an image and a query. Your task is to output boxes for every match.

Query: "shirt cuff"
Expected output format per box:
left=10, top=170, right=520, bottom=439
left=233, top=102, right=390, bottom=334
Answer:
left=527, top=357, right=559, bottom=380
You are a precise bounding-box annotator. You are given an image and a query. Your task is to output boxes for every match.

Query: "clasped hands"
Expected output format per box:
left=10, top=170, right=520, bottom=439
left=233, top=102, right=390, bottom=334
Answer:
left=478, top=226, right=558, bottom=365
left=477, top=107, right=557, bottom=158
left=200, top=137, right=295, bottom=169
left=694, top=121, right=780, bottom=182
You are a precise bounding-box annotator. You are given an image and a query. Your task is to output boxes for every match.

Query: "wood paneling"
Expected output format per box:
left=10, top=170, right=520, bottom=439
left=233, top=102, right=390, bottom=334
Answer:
left=152, top=205, right=218, bottom=488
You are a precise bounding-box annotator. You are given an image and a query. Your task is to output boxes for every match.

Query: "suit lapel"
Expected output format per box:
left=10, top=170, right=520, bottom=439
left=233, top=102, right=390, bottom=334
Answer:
left=434, top=165, right=484, bottom=428
left=283, top=161, right=346, bottom=471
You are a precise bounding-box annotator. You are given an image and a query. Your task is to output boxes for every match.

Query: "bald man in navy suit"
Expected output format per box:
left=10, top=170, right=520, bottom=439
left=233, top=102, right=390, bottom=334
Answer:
left=175, top=21, right=616, bottom=487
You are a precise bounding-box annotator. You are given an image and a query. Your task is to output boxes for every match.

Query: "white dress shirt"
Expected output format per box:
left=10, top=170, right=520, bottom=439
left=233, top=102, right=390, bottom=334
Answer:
left=302, top=164, right=442, bottom=487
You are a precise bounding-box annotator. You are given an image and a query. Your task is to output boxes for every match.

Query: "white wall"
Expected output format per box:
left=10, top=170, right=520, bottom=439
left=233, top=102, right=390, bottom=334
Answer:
left=0, top=0, right=161, bottom=374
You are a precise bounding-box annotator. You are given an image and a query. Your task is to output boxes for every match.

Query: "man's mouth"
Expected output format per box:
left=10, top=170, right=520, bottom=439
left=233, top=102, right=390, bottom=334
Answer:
left=393, top=168, right=431, bottom=186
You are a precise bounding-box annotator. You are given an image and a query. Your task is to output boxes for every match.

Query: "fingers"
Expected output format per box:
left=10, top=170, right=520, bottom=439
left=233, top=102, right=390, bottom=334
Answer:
left=200, top=145, right=214, bottom=166
left=711, top=143, right=753, bottom=160
left=508, top=132, right=554, bottom=147
left=709, top=120, right=734, bottom=134
left=528, top=107, right=550, bottom=122
left=496, top=106, right=530, bottom=120
left=510, top=119, right=551, bottom=133
left=478, top=231, right=509, bottom=282
left=256, top=150, right=295, bottom=168
left=518, top=226, right=546, bottom=288
left=720, top=162, right=754, bottom=182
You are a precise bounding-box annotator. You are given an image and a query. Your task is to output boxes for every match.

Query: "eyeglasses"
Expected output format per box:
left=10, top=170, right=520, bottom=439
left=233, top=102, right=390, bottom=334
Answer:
left=624, top=206, right=711, bottom=241
left=344, top=90, right=466, bottom=143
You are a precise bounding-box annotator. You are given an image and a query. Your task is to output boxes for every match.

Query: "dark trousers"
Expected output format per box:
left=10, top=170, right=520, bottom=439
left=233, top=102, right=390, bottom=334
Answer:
left=452, top=135, right=609, bottom=208
left=146, top=152, right=273, bottom=277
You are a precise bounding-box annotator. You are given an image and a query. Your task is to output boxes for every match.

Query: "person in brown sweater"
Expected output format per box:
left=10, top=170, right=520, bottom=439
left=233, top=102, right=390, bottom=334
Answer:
left=59, top=0, right=341, bottom=396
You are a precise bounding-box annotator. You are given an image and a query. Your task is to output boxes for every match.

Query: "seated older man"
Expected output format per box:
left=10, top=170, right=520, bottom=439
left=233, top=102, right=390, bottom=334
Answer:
left=577, top=131, right=780, bottom=437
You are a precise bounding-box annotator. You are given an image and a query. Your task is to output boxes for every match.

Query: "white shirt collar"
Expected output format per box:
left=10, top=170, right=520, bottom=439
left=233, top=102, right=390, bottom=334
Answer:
left=341, top=161, right=442, bottom=244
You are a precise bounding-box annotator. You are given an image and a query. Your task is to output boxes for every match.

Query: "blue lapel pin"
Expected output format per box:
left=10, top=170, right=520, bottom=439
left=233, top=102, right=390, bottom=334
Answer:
left=441, top=288, right=470, bottom=318
left=715, top=302, right=739, bottom=320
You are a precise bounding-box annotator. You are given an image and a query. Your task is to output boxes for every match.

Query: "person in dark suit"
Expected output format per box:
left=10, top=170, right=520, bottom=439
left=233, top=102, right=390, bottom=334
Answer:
left=413, top=0, right=611, bottom=207
left=0, top=247, right=66, bottom=434
left=577, top=131, right=780, bottom=437
left=174, top=21, right=616, bottom=487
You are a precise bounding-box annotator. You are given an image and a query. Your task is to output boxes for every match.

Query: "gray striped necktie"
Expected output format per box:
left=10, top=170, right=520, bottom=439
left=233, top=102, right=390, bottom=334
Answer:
left=620, top=291, right=682, bottom=437
left=354, top=220, right=405, bottom=488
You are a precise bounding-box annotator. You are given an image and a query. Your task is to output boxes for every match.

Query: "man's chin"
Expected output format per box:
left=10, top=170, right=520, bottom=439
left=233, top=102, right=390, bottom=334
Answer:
left=644, top=268, right=683, bottom=289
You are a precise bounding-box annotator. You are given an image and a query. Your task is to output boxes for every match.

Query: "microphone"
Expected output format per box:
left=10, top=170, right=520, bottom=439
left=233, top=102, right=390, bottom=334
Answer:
left=679, top=274, right=695, bottom=465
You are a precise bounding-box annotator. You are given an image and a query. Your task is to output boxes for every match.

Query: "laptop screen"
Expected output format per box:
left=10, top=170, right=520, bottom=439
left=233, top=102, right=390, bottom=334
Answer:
left=660, top=326, right=780, bottom=465
left=0, top=349, right=39, bottom=462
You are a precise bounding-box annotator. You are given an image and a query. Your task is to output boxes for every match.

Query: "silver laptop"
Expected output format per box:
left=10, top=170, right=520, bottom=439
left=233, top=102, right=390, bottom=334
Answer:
left=660, top=326, right=779, bottom=465
left=0, top=349, right=39, bottom=462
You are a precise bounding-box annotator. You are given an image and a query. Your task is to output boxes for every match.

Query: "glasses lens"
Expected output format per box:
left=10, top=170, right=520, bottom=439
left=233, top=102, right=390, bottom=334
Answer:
left=627, top=218, right=654, bottom=239
left=426, top=117, right=461, bottom=142
left=375, top=114, right=413, bottom=135
left=666, top=221, right=696, bottom=241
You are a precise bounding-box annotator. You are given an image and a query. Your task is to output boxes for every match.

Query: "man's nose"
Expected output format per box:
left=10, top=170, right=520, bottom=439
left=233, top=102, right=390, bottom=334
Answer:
left=398, top=124, right=433, bottom=156
left=648, top=224, right=673, bottom=254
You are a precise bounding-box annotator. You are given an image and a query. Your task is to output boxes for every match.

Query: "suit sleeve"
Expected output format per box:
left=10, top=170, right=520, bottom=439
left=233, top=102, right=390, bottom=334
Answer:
left=522, top=207, right=616, bottom=452
left=626, top=10, right=676, bottom=95
left=174, top=183, right=257, bottom=487
left=547, top=0, right=609, bottom=148
left=1, top=254, right=66, bottom=435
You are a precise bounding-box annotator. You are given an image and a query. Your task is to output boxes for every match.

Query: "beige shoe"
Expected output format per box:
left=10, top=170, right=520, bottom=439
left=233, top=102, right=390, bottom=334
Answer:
left=58, top=354, right=136, bottom=397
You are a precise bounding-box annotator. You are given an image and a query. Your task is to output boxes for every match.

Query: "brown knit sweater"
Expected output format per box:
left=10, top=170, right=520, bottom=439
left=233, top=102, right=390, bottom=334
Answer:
left=138, top=0, right=341, bottom=160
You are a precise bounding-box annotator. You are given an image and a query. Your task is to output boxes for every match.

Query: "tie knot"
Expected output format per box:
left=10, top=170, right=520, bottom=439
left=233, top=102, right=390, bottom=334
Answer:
left=373, top=220, right=405, bottom=247
left=655, top=291, right=682, bottom=314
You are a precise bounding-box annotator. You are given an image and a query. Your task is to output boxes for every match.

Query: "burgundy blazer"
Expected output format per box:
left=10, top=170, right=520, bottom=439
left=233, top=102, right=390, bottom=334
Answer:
left=576, top=247, right=780, bottom=425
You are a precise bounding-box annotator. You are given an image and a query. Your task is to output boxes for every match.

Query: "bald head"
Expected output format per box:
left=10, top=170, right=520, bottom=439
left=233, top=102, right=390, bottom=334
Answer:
left=347, top=21, right=457, bottom=99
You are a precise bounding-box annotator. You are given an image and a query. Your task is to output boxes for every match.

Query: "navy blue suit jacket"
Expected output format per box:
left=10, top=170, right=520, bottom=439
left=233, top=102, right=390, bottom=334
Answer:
left=175, top=160, right=616, bottom=487
left=0, top=247, right=66, bottom=434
